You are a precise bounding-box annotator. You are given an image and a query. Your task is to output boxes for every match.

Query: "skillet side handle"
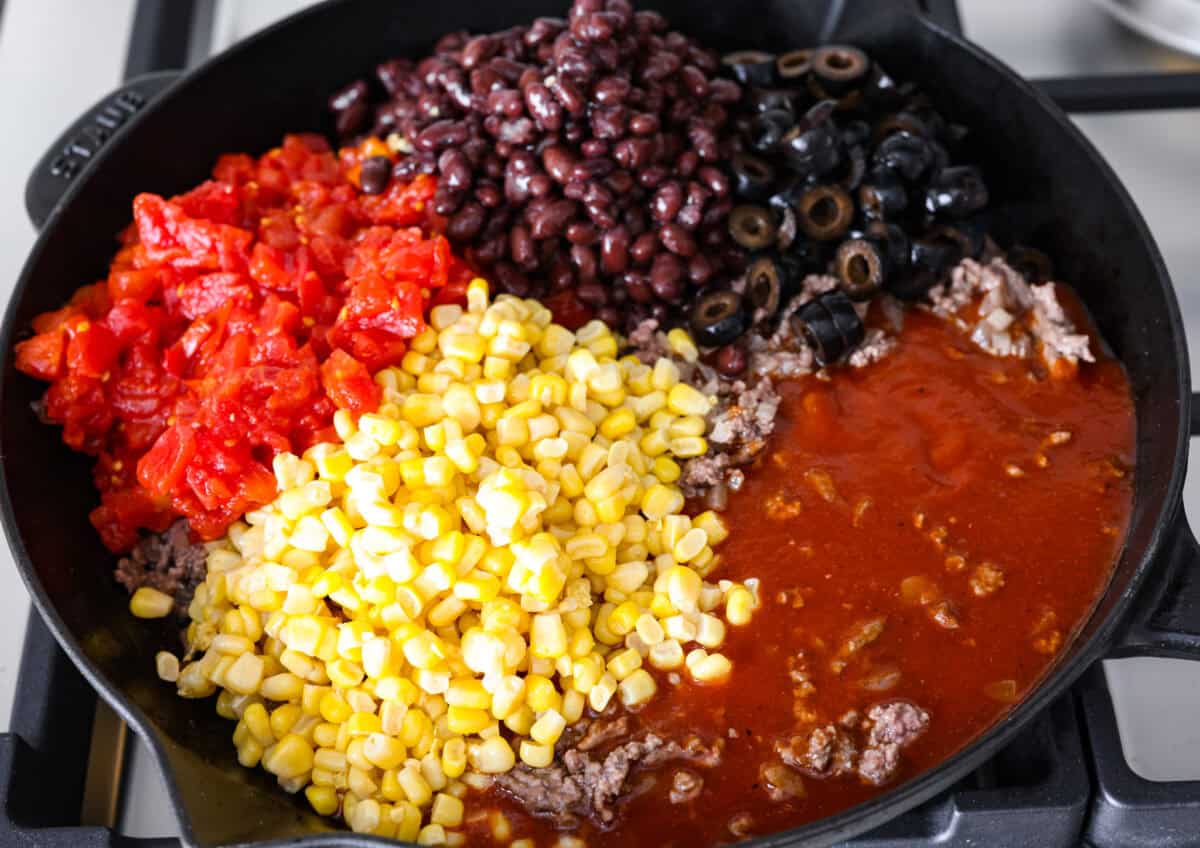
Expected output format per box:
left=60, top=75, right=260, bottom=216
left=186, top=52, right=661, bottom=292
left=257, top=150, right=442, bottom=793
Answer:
left=1111, top=393, right=1200, bottom=661
left=1110, top=514, right=1200, bottom=659
left=24, top=71, right=181, bottom=230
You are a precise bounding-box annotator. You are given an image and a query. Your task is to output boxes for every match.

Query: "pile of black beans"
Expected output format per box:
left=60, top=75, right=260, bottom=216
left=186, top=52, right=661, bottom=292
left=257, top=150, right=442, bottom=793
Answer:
left=329, top=0, right=744, bottom=330
left=687, top=44, right=991, bottom=371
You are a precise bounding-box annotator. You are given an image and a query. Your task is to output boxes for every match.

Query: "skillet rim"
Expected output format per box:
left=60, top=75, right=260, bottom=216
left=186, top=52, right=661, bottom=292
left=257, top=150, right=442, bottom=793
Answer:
left=0, top=2, right=1188, bottom=845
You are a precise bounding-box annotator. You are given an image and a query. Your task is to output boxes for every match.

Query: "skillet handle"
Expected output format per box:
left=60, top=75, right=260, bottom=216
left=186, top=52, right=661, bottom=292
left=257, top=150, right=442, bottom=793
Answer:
left=24, top=71, right=180, bottom=231
left=1109, top=394, right=1200, bottom=659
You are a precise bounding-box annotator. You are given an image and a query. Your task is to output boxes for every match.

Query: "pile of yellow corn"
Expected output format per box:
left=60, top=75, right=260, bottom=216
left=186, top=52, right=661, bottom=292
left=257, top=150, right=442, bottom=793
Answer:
left=134, top=279, right=759, bottom=843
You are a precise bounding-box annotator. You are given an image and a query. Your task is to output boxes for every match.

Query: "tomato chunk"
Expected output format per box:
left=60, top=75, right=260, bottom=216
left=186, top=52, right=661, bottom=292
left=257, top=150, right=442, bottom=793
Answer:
left=15, top=134, right=473, bottom=550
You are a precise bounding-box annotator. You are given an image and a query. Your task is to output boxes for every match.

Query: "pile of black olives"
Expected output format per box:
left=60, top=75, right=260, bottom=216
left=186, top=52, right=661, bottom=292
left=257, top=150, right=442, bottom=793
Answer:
left=687, top=44, right=990, bottom=371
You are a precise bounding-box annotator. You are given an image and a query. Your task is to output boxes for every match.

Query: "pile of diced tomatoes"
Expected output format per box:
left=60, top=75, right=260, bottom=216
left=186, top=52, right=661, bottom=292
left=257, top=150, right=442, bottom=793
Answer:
left=15, top=134, right=473, bottom=551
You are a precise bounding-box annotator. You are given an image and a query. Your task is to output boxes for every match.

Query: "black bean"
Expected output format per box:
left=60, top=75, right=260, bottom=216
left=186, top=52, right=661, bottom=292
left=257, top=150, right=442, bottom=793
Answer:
left=439, top=150, right=473, bottom=192
left=598, top=306, right=622, bottom=326
left=660, top=223, right=697, bottom=257
left=631, top=232, right=659, bottom=264
left=528, top=175, right=554, bottom=198
left=572, top=245, right=599, bottom=282
left=510, top=225, right=536, bottom=268
left=676, top=201, right=704, bottom=231
left=492, top=260, right=531, bottom=296
left=623, top=272, right=654, bottom=302
left=652, top=183, right=684, bottom=222
left=529, top=199, right=577, bottom=238
left=329, top=79, right=369, bottom=114
left=614, top=138, right=652, bottom=170
left=577, top=282, right=607, bottom=305
left=638, top=166, right=669, bottom=188
left=335, top=101, right=369, bottom=138
left=715, top=344, right=747, bottom=377
left=650, top=252, right=684, bottom=298
left=629, top=113, right=661, bottom=136
left=550, top=76, right=586, bottom=115
left=687, top=252, right=715, bottom=284
left=524, top=83, right=563, bottom=131
left=360, top=156, right=392, bottom=195
left=566, top=221, right=598, bottom=245
left=595, top=76, right=632, bottom=104
left=461, top=35, right=498, bottom=69
left=580, top=139, right=609, bottom=158
left=542, top=146, right=577, bottom=183
left=572, top=158, right=615, bottom=181
left=677, top=151, right=700, bottom=177
left=476, top=181, right=503, bottom=208
left=601, top=226, right=630, bottom=273
left=416, top=120, right=470, bottom=152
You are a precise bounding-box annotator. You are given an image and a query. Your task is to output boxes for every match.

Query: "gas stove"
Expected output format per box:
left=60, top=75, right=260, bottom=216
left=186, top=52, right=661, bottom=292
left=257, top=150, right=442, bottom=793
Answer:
left=1, top=1, right=1200, bottom=846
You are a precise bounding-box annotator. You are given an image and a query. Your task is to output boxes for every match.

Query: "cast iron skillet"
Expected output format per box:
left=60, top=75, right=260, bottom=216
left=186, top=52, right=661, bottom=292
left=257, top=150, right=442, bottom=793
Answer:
left=4, top=0, right=1200, bottom=845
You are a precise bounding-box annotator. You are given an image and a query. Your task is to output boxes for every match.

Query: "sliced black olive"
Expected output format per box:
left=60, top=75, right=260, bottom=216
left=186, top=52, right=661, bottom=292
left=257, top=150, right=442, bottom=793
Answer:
left=792, top=299, right=845, bottom=364
left=797, top=185, right=854, bottom=241
left=747, top=109, right=796, bottom=154
left=729, top=204, right=778, bottom=250
left=839, top=145, right=867, bottom=191
left=731, top=153, right=776, bottom=202
left=781, top=124, right=841, bottom=179
left=835, top=238, right=886, bottom=300
left=804, top=99, right=839, bottom=128
left=747, top=88, right=799, bottom=114
left=910, top=234, right=962, bottom=277
left=873, top=111, right=929, bottom=143
left=1007, top=245, right=1055, bottom=282
left=841, top=120, right=872, bottom=148
left=723, top=50, right=777, bottom=87
left=929, top=217, right=986, bottom=260
left=791, top=289, right=863, bottom=365
left=746, top=254, right=787, bottom=317
left=887, top=234, right=958, bottom=302
left=360, top=156, right=393, bottom=195
left=824, top=288, right=866, bottom=348
left=863, top=63, right=904, bottom=111
left=777, top=49, right=815, bottom=80
left=811, top=45, right=871, bottom=95
left=864, top=221, right=911, bottom=275
left=787, top=238, right=830, bottom=277
left=923, top=165, right=989, bottom=218
left=690, top=290, right=751, bottom=347
left=858, top=168, right=908, bottom=220
left=871, top=131, right=934, bottom=183
left=767, top=172, right=806, bottom=214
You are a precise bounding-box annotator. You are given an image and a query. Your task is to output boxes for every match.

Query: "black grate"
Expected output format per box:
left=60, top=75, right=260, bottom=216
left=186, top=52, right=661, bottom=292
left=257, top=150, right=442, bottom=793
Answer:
left=3, top=1, right=1200, bottom=846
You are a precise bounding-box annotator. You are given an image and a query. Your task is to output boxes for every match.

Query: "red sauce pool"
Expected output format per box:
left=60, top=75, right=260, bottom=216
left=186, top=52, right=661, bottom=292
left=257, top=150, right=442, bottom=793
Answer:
left=471, top=304, right=1135, bottom=846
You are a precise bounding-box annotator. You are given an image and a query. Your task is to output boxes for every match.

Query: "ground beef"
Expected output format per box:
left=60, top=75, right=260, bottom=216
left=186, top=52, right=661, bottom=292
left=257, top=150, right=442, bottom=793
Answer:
left=857, top=701, right=930, bottom=786
left=847, top=329, right=898, bottom=369
left=495, top=732, right=722, bottom=827
left=669, top=769, right=703, bottom=804
left=113, top=520, right=207, bottom=617
left=928, top=257, right=1092, bottom=365
left=777, top=724, right=858, bottom=779
left=574, top=716, right=632, bottom=752
left=626, top=318, right=672, bottom=365
left=775, top=700, right=930, bottom=789
left=1029, top=282, right=1094, bottom=364
left=706, top=379, right=780, bottom=461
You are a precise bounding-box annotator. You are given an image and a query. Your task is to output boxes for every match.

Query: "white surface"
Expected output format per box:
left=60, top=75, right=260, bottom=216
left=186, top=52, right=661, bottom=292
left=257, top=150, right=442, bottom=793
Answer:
left=0, top=0, right=136, bottom=732
left=1, top=0, right=1200, bottom=838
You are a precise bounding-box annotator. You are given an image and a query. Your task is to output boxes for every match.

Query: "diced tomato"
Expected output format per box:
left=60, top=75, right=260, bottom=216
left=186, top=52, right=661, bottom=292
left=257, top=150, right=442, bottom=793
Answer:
left=320, top=349, right=380, bottom=415
left=22, top=134, right=462, bottom=550
left=14, top=330, right=66, bottom=381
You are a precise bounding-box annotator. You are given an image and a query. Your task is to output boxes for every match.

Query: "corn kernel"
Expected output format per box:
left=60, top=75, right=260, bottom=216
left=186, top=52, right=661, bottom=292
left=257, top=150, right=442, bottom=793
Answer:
left=130, top=587, right=173, bottom=618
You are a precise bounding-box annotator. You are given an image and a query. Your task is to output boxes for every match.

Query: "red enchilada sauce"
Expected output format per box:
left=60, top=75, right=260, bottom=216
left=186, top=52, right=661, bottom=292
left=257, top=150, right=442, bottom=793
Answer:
left=468, top=303, right=1134, bottom=845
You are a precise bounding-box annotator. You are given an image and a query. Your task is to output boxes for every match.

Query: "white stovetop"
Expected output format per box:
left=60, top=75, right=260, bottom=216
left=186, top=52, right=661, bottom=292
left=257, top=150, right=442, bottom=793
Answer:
left=2, top=0, right=1200, bottom=838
